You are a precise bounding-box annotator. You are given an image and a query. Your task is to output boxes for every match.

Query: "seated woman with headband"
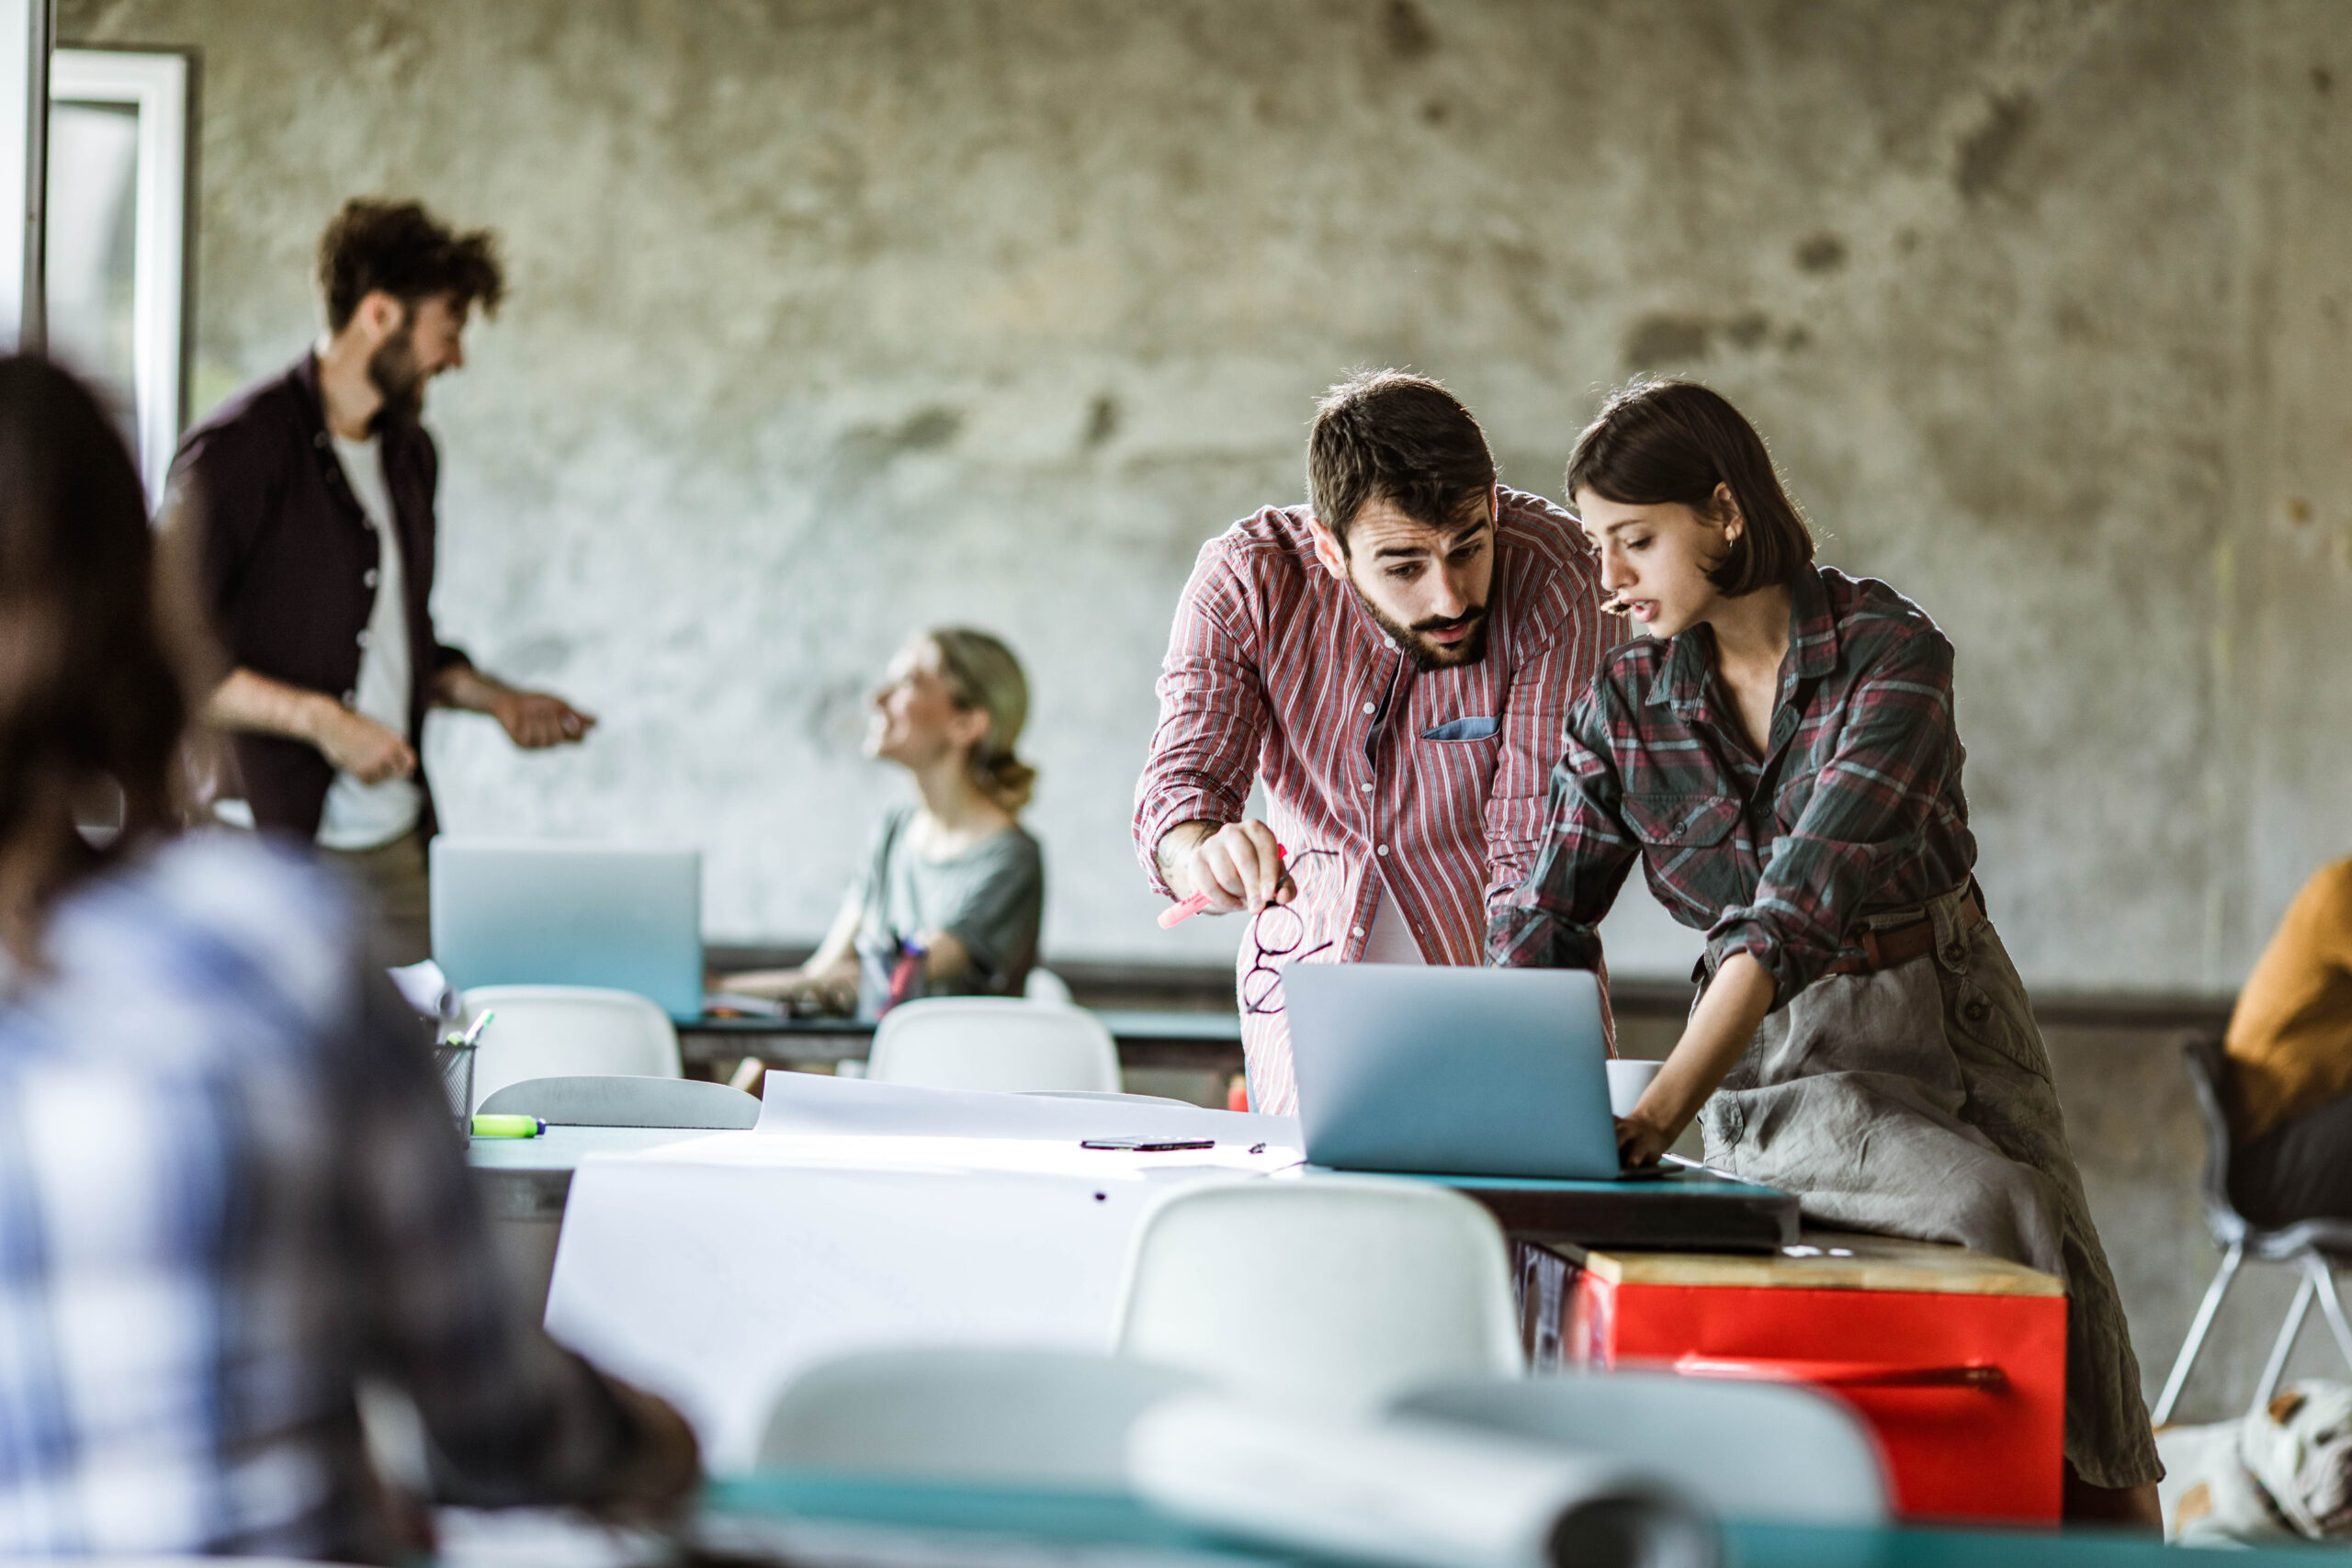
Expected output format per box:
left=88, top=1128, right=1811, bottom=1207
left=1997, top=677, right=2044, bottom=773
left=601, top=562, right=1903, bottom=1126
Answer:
left=729, top=627, right=1044, bottom=1018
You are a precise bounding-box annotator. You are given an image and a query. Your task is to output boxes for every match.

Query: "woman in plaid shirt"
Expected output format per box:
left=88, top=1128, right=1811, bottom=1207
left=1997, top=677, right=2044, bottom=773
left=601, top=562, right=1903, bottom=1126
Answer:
left=1491, top=380, right=2162, bottom=1525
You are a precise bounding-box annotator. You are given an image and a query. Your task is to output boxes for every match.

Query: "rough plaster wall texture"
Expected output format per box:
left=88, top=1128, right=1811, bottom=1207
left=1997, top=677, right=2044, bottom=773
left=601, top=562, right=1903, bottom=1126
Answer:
left=58, top=0, right=2351, bottom=987
left=2237, top=19, right=2352, bottom=976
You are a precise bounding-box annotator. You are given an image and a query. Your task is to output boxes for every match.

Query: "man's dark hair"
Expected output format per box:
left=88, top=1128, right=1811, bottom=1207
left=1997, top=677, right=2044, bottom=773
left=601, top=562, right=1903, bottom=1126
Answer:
left=318, top=198, right=505, bottom=333
left=0, top=358, right=188, bottom=955
left=1565, top=378, right=1814, bottom=596
left=1307, top=370, right=1496, bottom=547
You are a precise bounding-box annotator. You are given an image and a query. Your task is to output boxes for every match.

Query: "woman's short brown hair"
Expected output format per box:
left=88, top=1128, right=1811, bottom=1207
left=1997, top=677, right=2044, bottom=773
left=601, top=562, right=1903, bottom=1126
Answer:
left=1565, top=378, right=1814, bottom=596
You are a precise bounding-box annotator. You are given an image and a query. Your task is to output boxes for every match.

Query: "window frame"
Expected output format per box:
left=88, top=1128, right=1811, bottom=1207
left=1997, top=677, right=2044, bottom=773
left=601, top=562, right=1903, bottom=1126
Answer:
left=50, top=44, right=195, bottom=502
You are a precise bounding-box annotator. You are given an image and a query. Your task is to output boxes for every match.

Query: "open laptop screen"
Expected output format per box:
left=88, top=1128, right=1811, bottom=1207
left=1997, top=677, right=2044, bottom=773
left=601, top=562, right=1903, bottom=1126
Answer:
left=429, top=839, right=703, bottom=1021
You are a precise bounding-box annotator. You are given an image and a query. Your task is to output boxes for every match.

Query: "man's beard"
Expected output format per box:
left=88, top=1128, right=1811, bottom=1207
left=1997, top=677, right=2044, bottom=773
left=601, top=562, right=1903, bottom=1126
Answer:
left=1353, top=586, right=1490, bottom=672
left=367, top=325, right=426, bottom=424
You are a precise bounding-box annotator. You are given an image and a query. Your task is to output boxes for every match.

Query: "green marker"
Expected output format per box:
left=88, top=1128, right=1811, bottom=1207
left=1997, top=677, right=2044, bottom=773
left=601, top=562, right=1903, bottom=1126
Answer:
left=471, top=1113, right=545, bottom=1138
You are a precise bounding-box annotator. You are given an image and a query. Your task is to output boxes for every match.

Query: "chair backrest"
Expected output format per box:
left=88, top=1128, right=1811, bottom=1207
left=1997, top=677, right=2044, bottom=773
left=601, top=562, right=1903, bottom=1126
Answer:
left=1023, top=966, right=1076, bottom=1007
left=461, top=986, right=683, bottom=1112
left=1114, top=1176, right=1522, bottom=1416
left=867, top=997, right=1120, bottom=1093
left=477, top=1074, right=759, bottom=1129
left=756, top=1348, right=1207, bottom=1486
left=2183, top=1034, right=2247, bottom=1247
left=1393, top=1371, right=1890, bottom=1525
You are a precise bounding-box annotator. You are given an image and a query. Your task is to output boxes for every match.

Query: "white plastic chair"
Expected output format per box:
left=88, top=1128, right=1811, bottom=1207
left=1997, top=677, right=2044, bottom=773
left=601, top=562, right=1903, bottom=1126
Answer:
left=1393, top=1371, right=1891, bottom=1525
left=756, top=1348, right=1207, bottom=1486
left=1114, top=1175, right=1523, bottom=1415
left=477, top=1074, right=759, bottom=1129
left=1023, top=966, right=1076, bottom=1007
left=866, top=997, right=1119, bottom=1093
left=461, top=985, right=682, bottom=1112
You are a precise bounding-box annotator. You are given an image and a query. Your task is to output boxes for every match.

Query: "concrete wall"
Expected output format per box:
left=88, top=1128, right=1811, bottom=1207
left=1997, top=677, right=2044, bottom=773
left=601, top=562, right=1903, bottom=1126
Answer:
left=51, top=0, right=2352, bottom=1435
left=60, top=0, right=2351, bottom=990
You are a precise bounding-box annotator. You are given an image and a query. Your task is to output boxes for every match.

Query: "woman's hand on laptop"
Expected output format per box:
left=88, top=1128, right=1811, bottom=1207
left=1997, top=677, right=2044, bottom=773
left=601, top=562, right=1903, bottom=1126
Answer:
left=1615, top=1112, right=1674, bottom=1170
left=723, top=964, right=857, bottom=1015
left=1615, top=953, right=1781, bottom=1169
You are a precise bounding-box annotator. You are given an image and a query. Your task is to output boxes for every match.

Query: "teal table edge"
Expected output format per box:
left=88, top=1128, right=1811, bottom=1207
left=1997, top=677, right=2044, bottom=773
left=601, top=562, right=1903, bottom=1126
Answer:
left=700, top=1472, right=2352, bottom=1566
left=704, top=1473, right=1215, bottom=1551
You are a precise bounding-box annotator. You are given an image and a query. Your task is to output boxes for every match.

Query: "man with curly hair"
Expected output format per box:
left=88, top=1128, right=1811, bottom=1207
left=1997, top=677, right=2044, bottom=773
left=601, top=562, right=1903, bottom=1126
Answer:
left=165, top=199, right=594, bottom=963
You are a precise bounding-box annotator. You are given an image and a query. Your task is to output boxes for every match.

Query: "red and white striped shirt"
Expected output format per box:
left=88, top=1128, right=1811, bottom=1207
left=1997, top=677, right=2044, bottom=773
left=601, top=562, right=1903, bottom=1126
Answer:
left=1134, top=488, right=1614, bottom=1113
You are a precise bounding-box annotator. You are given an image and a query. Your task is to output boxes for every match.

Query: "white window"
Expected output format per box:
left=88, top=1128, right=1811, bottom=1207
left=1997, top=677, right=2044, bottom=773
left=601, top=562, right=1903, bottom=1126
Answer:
left=47, top=46, right=192, bottom=503
left=0, top=0, right=52, bottom=354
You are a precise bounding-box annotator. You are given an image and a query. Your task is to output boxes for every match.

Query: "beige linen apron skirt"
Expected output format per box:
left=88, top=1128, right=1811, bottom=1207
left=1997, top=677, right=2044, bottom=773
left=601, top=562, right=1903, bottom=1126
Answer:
left=1694, top=882, right=2163, bottom=1490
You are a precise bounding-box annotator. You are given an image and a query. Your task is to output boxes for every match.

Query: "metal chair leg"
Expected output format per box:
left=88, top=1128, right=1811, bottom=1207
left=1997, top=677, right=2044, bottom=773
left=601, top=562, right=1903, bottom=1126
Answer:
left=2253, top=1271, right=2317, bottom=1416
left=2155, top=1242, right=2244, bottom=1425
left=2306, top=1254, right=2352, bottom=1371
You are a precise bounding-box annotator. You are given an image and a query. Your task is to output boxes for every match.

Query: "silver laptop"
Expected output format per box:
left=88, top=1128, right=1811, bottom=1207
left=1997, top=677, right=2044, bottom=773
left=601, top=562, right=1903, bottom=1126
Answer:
left=1283, top=964, right=1622, bottom=1179
left=429, top=839, right=703, bottom=1021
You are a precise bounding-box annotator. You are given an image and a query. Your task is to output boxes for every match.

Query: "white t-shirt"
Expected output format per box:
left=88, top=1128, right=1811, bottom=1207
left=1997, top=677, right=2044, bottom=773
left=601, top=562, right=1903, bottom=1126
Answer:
left=315, top=434, right=423, bottom=851
left=1360, top=878, right=1426, bottom=965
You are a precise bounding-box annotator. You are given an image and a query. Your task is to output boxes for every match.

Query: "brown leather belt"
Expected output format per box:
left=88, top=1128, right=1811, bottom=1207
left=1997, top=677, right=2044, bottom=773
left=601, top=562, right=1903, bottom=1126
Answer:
left=1825, top=884, right=1984, bottom=976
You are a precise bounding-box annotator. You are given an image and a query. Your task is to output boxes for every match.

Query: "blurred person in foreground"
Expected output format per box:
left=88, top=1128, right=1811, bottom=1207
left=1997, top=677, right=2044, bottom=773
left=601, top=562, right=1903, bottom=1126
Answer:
left=0, top=357, right=696, bottom=1556
left=2223, top=855, right=2352, bottom=1224
left=726, top=628, right=1044, bottom=1020
left=162, top=197, right=595, bottom=965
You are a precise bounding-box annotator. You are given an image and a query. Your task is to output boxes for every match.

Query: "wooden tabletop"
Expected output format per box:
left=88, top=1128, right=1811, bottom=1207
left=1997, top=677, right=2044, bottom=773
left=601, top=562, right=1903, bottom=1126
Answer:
left=1558, top=1229, right=2065, bottom=1297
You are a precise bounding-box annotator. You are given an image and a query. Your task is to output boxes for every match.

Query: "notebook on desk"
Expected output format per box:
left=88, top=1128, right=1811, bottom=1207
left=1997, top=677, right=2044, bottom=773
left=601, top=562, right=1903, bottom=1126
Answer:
left=1283, top=964, right=1632, bottom=1181
left=429, top=839, right=704, bottom=1021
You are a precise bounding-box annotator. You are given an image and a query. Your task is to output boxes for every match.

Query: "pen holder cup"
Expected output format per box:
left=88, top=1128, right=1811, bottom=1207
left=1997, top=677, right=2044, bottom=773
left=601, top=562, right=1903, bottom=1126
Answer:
left=1605, top=1057, right=1665, bottom=1118
left=433, top=1039, right=476, bottom=1128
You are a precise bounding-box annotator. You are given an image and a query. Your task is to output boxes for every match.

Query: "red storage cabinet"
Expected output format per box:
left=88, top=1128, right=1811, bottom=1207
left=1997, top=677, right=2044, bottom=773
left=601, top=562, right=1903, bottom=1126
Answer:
left=1540, top=1233, right=2066, bottom=1525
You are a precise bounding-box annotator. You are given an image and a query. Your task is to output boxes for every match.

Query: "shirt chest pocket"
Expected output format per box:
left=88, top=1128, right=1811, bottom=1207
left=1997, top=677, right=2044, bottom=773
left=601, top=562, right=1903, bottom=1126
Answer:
left=1420, top=716, right=1499, bottom=743
left=1619, top=792, right=1746, bottom=919
left=1621, top=793, right=1740, bottom=849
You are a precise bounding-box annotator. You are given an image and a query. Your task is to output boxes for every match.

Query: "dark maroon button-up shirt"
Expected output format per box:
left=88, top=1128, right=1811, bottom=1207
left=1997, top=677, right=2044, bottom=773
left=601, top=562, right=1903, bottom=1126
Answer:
left=165, top=353, right=473, bottom=839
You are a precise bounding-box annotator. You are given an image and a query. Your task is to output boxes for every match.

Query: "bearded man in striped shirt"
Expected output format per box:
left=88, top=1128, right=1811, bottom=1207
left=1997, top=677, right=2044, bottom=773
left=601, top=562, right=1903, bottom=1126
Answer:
left=1134, top=371, right=1614, bottom=1113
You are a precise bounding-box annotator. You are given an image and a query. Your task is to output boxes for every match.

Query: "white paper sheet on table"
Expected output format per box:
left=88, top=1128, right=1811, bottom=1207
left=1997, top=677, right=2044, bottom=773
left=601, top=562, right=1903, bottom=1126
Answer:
left=545, top=1074, right=1302, bottom=1470
left=752, top=1068, right=1301, bottom=1147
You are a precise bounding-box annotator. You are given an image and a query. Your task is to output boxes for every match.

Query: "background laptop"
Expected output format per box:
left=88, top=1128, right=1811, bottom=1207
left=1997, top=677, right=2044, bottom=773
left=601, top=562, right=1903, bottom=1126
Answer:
left=1283, top=964, right=1620, bottom=1180
left=429, top=839, right=704, bottom=1021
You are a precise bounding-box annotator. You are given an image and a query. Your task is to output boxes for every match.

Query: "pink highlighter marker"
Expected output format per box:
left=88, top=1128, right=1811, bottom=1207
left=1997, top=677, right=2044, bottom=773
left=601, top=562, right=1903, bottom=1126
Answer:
left=1159, top=844, right=1288, bottom=929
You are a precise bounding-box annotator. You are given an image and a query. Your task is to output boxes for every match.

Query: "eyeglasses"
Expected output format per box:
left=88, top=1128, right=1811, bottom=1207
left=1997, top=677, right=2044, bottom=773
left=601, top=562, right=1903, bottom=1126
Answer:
left=1240, top=848, right=1340, bottom=1017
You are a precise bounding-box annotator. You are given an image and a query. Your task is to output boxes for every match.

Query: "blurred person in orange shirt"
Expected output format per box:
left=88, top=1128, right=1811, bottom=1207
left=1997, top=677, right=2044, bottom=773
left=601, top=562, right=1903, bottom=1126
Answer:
left=2225, top=856, right=2352, bottom=1224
